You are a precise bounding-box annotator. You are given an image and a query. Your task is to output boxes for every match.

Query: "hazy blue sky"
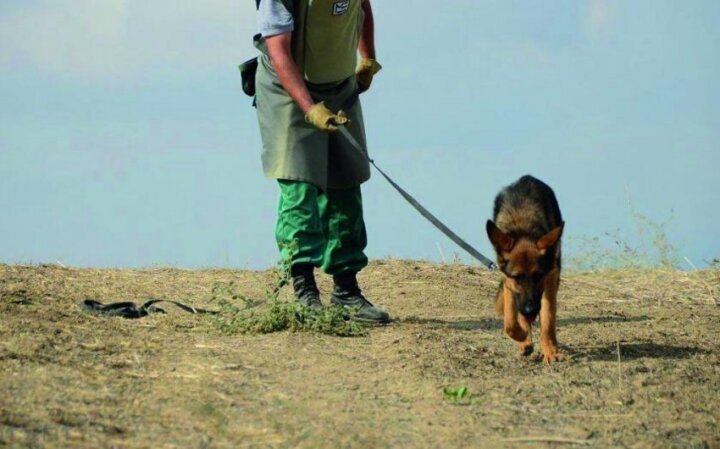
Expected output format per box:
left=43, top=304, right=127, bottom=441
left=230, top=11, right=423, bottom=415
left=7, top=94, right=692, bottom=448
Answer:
left=1, top=0, right=718, bottom=269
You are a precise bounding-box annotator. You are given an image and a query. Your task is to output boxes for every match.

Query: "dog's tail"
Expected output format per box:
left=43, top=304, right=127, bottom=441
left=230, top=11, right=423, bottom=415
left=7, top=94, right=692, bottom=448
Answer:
left=495, top=279, right=504, bottom=316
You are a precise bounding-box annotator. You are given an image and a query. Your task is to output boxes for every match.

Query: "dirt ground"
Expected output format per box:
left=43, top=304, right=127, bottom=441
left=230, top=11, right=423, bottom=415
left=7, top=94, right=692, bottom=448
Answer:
left=1, top=260, right=719, bottom=449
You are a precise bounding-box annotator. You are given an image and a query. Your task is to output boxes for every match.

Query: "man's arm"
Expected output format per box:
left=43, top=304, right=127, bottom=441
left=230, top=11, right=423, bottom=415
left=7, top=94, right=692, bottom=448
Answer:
left=358, top=0, right=375, bottom=59
left=265, top=32, right=315, bottom=114
left=356, top=0, right=381, bottom=93
left=265, top=32, right=349, bottom=131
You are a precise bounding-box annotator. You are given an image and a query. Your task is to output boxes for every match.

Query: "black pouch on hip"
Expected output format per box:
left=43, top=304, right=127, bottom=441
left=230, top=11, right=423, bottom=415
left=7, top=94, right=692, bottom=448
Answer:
left=239, top=57, right=258, bottom=97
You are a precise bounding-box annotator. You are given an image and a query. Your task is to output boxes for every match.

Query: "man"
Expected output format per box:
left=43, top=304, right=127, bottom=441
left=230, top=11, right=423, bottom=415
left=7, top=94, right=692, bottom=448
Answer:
left=254, top=0, right=389, bottom=323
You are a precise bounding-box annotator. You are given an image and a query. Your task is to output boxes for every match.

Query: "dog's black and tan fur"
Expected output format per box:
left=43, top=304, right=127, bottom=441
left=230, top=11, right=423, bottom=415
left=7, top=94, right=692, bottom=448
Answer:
left=486, top=175, right=564, bottom=363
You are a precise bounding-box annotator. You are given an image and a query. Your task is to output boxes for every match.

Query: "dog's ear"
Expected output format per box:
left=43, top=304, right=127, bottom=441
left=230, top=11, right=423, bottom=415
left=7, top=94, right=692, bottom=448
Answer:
left=537, top=221, right=564, bottom=251
left=486, top=220, right=514, bottom=252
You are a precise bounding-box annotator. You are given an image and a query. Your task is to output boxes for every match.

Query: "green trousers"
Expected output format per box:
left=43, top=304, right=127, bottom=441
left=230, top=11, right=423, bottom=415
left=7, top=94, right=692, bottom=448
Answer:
left=276, top=180, right=368, bottom=276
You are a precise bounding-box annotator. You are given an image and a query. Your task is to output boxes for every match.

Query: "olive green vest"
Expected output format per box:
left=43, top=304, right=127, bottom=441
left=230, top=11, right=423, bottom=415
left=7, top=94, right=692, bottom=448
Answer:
left=262, top=0, right=363, bottom=84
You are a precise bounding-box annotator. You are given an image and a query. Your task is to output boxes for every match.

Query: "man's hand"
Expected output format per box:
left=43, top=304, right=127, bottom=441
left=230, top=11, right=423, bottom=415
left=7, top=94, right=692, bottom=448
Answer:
left=356, top=58, right=382, bottom=93
left=305, top=102, right=349, bottom=132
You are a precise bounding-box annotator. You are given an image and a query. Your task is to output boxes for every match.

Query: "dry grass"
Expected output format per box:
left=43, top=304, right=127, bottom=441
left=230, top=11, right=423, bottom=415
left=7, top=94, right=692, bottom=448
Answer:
left=565, top=268, right=720, bottom=306
left=1, top=260, right=719, bottom=449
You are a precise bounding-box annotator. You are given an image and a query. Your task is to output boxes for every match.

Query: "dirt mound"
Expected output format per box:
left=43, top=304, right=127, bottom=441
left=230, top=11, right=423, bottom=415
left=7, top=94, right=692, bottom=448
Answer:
left=1, top=261, right=718, bottom=448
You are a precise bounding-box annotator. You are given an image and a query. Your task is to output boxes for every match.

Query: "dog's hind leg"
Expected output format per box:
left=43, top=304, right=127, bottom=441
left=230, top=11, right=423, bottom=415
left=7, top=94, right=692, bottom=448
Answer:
left=540, top=268, right=561, bottom=364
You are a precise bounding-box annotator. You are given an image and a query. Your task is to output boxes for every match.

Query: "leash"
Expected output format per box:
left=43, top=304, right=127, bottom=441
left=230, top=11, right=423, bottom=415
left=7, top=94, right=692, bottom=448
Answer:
left=80, top=299, right=219, bottom=319
left=337, top=125, right=497, bottom=271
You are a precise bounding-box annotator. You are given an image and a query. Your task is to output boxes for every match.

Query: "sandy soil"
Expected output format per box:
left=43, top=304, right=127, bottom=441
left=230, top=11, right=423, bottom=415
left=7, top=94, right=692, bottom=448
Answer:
left=1, top=261, right=719, bottom=449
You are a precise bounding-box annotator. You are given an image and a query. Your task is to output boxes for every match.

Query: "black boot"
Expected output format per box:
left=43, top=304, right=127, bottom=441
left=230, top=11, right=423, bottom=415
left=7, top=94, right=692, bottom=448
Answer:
left=331, top=272, right=390, bottom=324
left=290, top=264, right=322, bottom=309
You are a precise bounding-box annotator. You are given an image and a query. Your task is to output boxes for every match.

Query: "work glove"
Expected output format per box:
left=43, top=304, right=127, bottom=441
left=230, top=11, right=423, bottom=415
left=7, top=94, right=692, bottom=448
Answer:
left=356, top=58, right=382, bottom=93
left=305, top=101, right=349, bottom=132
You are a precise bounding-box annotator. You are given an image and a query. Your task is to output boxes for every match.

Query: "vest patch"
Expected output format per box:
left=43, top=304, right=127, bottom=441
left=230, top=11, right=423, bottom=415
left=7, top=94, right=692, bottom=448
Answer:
left=332, top=0, right=350, bottom=16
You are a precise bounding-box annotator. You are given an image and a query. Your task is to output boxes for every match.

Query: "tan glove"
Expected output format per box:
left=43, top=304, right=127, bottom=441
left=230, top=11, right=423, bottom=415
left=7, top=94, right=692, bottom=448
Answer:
left=305, top=101, right=349, bottom=132
left=356, top=58, right=382, bottom=93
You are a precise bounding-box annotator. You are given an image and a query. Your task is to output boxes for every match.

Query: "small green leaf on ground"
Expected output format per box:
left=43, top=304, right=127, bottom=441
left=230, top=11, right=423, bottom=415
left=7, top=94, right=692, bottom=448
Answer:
left=443, top=386, right=468, bottom=400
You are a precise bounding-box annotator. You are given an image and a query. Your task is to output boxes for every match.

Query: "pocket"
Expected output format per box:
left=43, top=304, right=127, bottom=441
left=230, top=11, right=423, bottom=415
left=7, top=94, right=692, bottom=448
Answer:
left=238, top=57, right=258, bottom=97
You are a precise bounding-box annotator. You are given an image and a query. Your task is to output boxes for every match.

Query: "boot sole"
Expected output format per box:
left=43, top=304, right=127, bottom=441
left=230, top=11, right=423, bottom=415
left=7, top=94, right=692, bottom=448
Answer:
left=329, top=301, right=390, bottom=325
left=351, top=316, right=391, bottom=325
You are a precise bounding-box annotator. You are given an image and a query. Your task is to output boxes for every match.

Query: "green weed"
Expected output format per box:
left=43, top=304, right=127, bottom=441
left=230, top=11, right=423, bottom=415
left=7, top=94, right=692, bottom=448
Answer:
left=210, top=242, right=367, bottom=337
left=209, top=281, right=366, bottom=337
left=208, top=249, right=366, bottom=337
left=443, top=385, right=476, bottom=405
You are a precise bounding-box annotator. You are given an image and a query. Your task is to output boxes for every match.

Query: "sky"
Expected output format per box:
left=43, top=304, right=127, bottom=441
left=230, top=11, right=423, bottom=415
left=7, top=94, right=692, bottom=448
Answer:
left=1, top=0, right=718, bottom=270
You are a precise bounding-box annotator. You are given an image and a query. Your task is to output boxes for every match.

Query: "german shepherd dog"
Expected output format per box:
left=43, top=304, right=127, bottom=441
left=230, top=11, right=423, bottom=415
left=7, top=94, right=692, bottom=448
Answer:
left=486, top=175, right=564, bottom=363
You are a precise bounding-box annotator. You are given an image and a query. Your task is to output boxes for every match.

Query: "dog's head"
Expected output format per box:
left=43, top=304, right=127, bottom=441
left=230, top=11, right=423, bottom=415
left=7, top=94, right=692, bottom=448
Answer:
left=486, top=221, right=564, bottom=321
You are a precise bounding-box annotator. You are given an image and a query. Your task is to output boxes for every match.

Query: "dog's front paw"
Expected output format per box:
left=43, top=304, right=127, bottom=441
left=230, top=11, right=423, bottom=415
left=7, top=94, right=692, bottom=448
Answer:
left=519, top=341, right=534, bottom=356
left=504, top=325, right=528, bottom=343
left=542, top=348, right=564, bottom=364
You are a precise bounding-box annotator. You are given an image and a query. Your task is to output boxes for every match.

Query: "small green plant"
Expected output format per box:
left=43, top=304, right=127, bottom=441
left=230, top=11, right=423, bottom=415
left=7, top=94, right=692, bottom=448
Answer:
left=210, top=280, right=255, bottom=307
left=443, top=386, right=475, bottom=405
left=209, top=282, right=366, bottom=337
left=208, top=242, right=367, bottom=337
left=237, top=300, right=364, bottom=336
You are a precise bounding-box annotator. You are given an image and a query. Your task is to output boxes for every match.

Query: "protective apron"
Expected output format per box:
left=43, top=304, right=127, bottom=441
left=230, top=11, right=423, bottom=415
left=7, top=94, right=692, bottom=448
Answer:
left=254, top=0, right=370, bottom=190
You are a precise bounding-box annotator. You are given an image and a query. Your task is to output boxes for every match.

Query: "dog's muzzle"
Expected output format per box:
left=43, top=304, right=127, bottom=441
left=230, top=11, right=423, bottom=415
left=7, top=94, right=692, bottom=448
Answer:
left=519, top=292, right=542, bottom=323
